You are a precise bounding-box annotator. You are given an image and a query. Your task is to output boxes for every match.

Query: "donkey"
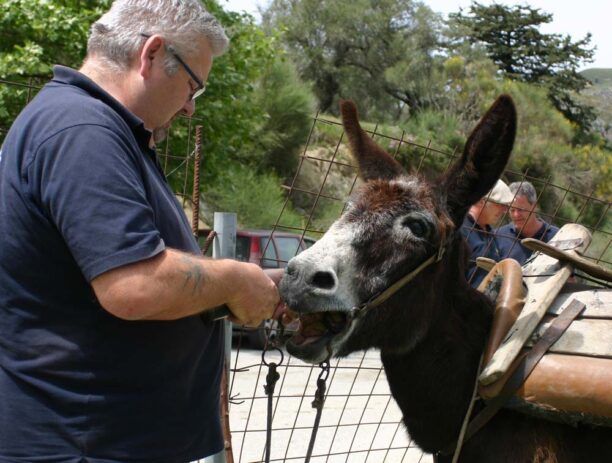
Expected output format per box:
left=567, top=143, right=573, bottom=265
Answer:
left=279, top=96, right=612, bottom=462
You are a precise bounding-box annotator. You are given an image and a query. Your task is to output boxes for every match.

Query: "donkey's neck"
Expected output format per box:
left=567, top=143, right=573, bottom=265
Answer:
left=381, top=284, right=492, bottom=454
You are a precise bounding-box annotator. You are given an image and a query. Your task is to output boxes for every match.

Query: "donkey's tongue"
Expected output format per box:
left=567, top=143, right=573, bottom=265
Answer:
left=290, top=311, right=349, bottom=346
left=291, top=312, right=327, bottom=346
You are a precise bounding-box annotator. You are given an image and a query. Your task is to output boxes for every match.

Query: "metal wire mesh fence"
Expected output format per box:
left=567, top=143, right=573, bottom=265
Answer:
left=222, top=111, right=610, bottom=463
left=2, top=77, right=610, bottom=463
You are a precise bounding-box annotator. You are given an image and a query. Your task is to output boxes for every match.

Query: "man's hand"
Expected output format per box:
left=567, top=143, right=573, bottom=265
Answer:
left=224, top=263, right=281, bottom=327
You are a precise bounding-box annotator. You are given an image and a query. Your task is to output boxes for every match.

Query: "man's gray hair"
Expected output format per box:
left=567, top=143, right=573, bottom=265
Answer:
left=88, top=0, right=229, bottom=73
left=509, top=181, right=537, bottom=205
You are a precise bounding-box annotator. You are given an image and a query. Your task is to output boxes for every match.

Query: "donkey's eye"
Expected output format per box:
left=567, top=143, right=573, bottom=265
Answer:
left=401, top=218, right=428, bottom=238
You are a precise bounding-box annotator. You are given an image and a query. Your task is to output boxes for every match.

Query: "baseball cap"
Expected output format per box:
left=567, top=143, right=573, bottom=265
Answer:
left=485, top=179, right=514, bottom=205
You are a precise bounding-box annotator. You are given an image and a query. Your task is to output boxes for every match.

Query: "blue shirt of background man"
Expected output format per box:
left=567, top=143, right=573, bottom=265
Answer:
left=460, top=214, right=505, bottom=288
left=495, top=221, right=559, bottom=265
left=0, top=66, right=223, bottom=463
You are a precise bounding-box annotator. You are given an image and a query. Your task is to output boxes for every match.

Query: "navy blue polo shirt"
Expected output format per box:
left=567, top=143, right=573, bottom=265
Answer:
left=495, top=221, right=559, bottom=265
left=0, top=66, right=223, bottom=462
left=460, top=214, right=504, bottom=288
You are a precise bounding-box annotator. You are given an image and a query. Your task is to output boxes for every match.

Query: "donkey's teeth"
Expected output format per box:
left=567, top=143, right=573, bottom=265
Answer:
left=291, top=311, right=350, bottom=348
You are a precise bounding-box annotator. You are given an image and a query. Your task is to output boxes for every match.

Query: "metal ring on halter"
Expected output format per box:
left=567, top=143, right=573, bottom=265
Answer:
left=261, top=345, right=284, bottom=367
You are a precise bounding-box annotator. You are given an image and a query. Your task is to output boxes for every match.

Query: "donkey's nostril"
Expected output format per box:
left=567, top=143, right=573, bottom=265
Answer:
left=311, top=271, right=336, bottom=290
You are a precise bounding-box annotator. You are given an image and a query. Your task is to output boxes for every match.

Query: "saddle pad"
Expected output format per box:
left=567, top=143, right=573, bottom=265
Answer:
left=479, top=351, right=612, bottom=426
left=479, top=224, right=592, bottom=385
left=478, top=267, right=612, bottom=425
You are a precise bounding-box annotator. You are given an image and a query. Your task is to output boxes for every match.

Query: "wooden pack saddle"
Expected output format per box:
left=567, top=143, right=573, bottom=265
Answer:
left=476, top=223, right=612, bottom=427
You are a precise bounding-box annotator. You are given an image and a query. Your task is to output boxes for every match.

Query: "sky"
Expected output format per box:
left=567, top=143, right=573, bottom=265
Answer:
left=219, top=0, right=611, bottom=70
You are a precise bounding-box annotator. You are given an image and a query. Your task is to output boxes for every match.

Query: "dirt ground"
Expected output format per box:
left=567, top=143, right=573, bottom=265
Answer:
left=211, top=345, right=433, bottom=463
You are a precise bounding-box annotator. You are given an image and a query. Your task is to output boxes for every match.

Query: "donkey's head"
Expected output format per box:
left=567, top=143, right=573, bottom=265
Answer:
left=280, top=96, right=516, bottom=363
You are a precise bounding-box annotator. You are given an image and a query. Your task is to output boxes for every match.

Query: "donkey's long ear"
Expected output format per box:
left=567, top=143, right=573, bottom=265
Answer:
left=442, top=94, right=516, bottom=225
left=340, top=100, right=405, bottom=181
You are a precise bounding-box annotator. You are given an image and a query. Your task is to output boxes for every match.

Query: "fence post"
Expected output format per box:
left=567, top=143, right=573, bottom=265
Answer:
left=204, top=212, right=236, bottom=463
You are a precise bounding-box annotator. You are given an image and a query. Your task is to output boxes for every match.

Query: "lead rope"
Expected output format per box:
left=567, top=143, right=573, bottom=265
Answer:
left=262, top=325, right=284, bottom=463
left=451, top=354, right=483, bottom=463
left=305, top=358, right=331, bottom=463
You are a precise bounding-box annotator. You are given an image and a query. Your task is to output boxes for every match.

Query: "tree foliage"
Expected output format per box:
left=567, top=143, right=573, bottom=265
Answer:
left=0, top=0, right=110, bottom=78
left=448, top=2, right=596, bottom=134
left=263, top=0, right=443, bottom=120
left=203, top=162, right=304, bottom=229
left=252, top=58, right=315, bottom=179
left=1, top=0, right=608, bottom=235
left=0, top=0, right=316, bottom=229
left=0, top=0, right=111, bottom=123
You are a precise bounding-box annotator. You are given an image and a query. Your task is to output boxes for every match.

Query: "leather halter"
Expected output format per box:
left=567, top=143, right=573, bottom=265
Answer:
left=349, top=241, right=448, bottom=320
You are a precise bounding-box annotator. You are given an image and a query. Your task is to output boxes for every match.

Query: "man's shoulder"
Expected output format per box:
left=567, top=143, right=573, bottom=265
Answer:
left=495, top=223, right=515, bottom=234
left=493, top=224, right=517, bottom=252
left=540, top=221, right=560, bottom=242
left=460, top=215, right=477, bottom=234
left=7, top=83, right=135, bottom=160
left=37, top=82, right=128, bottom=131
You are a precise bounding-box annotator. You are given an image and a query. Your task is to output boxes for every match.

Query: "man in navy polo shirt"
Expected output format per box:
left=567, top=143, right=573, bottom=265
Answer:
left=0, top=1, right=280, bottom=461
left=460, top=179, right=514, bottom=288
left=495, top=181, right=559, bottom=265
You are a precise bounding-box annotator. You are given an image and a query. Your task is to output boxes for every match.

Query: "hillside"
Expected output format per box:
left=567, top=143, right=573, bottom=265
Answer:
left=582, top=68, right=612, bottom=87
left=580, top=68, right=612, bottom=142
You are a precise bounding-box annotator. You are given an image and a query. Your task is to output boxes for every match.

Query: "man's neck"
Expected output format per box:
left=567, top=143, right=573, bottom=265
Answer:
left=516, top=217, right=542, bottom=238
left=468, top=209, right=489, bottom=229
left=79, top=59, right=142, bottom=118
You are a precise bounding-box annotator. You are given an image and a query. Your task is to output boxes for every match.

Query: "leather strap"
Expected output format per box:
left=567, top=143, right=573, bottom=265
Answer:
left=263, top=362, right=280, bottom=463
left=305, top=360, right=330, bottom=463
left=350, top=244, right=446, bottom=319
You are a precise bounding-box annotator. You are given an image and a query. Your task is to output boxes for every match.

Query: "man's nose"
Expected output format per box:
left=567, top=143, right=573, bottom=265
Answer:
left=181, top=99, right=196, bottom=117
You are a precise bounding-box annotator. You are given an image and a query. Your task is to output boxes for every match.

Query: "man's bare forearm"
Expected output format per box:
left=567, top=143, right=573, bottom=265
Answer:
left=92, top=248, right=239, bottom=321
left=179, top=253, right=207, bottom=297
left=92, top=248, right=280, bottom=324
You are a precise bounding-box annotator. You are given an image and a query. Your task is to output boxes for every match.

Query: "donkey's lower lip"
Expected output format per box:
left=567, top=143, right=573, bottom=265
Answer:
left=286, top=310, right=349, bottom=359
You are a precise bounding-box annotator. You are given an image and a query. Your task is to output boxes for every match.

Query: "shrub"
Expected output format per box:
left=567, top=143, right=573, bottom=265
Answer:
left=203, top=162, right=303, bottom=229
left=253, top=58, right=315, bottom=179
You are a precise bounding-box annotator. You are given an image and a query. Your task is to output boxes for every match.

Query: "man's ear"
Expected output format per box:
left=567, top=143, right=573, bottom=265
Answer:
left=340, top=100, right=405, bottom=181
left=442, top=95, right=516, bottom=225
left=138, top=35, right=164, bottom=79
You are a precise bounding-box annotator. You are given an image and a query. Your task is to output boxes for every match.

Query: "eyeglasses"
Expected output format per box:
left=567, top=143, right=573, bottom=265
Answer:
left=141, top=33, right=206, bottom=100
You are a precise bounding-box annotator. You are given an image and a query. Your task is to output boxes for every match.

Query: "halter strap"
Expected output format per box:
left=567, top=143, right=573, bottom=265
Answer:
left=350, top=242, right=448, bottom=319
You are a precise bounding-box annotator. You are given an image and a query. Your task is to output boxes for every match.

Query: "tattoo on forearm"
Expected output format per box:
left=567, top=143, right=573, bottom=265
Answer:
left=180, top=255, right=205, bottom=296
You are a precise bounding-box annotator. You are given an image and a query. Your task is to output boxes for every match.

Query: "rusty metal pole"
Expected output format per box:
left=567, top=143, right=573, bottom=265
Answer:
left=209, top=213, right=236, bottom=463
left=191, top=126, right=202, bottom=238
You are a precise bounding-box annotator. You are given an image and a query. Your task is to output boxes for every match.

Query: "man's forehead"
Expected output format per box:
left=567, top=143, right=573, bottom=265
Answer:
left=513, top=194, right=535, bottom=206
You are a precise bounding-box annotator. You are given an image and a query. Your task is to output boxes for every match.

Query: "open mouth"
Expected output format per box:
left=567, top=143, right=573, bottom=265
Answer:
left=286, top=310, right=350, bottom=359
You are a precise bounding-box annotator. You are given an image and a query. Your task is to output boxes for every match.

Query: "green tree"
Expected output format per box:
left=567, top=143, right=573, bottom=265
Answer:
left=0, top=0, right=315, bottom=229
left=448, top=2, right=596, bottom=134
left=252, top=58, right=315, bottom=179
left=263, top=0, right=444, bottom=120
left=0, top=0, right=111, bottom=123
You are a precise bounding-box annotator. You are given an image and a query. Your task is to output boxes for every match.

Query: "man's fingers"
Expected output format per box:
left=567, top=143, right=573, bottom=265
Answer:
left=263, top=268, right=285, bottom=286
left=272, top=301, right=290, bottom=320
left=223, top=263, right=284, bottom=327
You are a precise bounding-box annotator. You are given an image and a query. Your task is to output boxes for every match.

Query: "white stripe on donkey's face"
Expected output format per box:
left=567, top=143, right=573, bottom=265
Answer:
left=280, top=176, right=445, bottom=364
left=280, top=220, right=361, bottom=364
